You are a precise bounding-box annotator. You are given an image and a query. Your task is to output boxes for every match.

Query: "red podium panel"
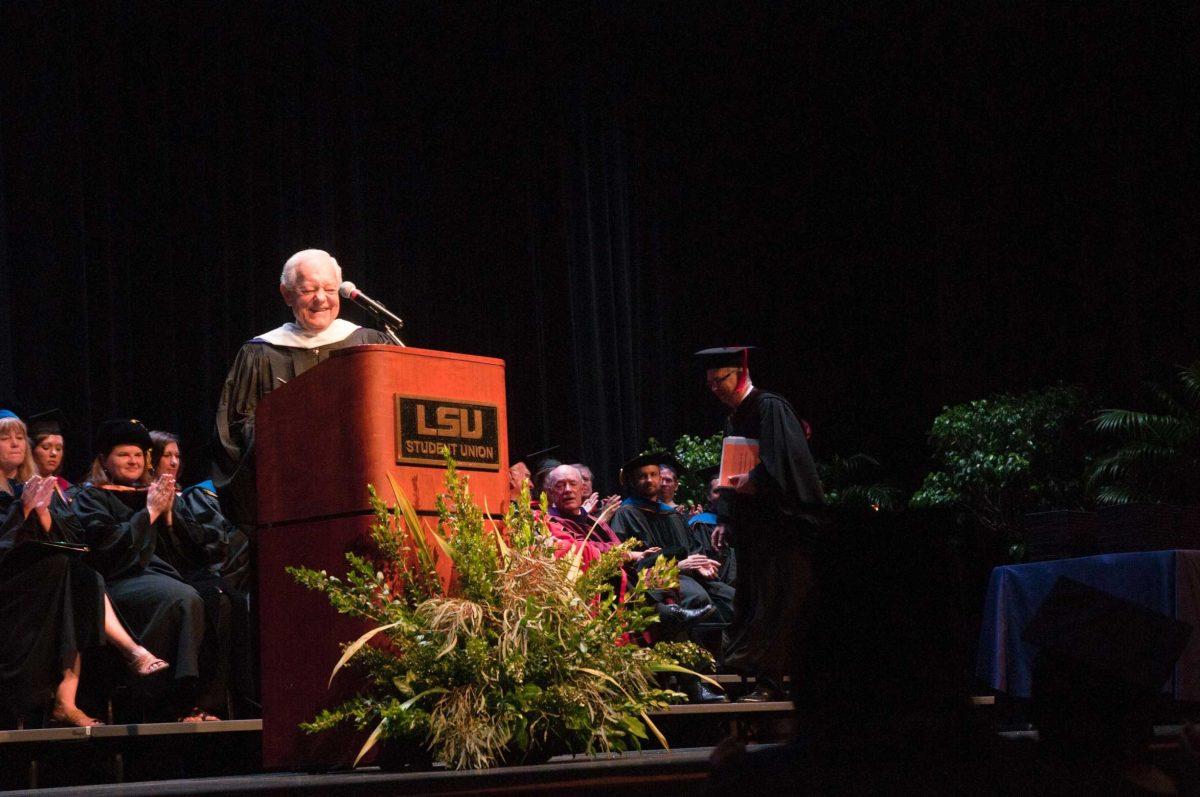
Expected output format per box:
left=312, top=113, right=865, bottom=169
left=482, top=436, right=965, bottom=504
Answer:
left=256, top=345, right=509, bottom=523
left=255, top=345, right=508, bottom=769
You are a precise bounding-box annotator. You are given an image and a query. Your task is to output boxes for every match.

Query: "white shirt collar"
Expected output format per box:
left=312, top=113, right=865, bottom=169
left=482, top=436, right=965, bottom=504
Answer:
left=253, top=318, right=361, bottom=349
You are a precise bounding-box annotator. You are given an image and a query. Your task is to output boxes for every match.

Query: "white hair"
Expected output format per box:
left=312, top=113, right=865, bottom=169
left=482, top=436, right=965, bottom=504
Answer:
left=544, top=464, right=582, bottom=493
left=281, top=249, right=343, bottom=289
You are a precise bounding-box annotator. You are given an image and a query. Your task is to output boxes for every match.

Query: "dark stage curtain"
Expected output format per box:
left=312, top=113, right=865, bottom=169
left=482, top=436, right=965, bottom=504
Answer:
left=0, top=3, right=682, bottom=491
left=2, top=2, right=1199, bottom=491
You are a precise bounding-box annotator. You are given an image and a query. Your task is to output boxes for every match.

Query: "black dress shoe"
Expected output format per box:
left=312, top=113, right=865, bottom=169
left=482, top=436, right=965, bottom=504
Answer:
left=684, top=679, right=728, bottom=704
left=657, top=603, right=717, bottom=628
left=734, top=685, right=785, bottom=703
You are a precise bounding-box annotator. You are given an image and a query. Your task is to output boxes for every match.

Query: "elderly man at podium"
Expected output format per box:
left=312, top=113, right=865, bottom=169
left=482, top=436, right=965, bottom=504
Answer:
left=211, top=249, right=391, bottom=537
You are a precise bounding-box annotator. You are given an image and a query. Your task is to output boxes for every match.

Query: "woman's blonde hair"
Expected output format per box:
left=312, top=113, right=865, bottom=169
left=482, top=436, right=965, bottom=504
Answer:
left=0, top=416, right=36, bottom=488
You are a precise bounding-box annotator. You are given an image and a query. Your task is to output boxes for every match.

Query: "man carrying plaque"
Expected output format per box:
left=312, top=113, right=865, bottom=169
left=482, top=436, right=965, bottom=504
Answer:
left=212, top=249, right=390, bottom=538
left=696, top=345, right=824, bottom=703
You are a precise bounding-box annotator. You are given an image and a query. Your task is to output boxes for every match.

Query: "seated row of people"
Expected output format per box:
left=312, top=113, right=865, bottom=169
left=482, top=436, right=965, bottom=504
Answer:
left=0, top=412, right=249, bottom=728
left=2, top=404, right=733, bottom=723
left=533, top=451, right=738, bottom=702
left=526, top=451, right=737, bottom=622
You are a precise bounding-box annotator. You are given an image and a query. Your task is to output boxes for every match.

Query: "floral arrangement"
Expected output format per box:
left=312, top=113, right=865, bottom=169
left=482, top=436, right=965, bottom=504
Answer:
left=289, top=454, right=714, bottom=769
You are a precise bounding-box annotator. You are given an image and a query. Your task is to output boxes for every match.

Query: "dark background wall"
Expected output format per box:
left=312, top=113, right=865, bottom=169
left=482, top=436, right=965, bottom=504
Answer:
left=1, top=1, right=1197, bottom=492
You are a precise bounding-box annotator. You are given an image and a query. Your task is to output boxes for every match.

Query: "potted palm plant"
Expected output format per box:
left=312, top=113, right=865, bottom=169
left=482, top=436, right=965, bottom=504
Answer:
left=1087, top=362, right=1200, bottom=551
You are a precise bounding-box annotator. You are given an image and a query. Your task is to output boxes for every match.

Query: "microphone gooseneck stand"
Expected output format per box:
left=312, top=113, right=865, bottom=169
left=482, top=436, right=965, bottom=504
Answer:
left=382, top=322, right=405, bottom=347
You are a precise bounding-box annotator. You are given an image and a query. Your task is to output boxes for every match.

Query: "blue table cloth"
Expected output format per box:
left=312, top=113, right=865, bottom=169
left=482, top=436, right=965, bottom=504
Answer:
left=977, top=549, right=1200, bottom=700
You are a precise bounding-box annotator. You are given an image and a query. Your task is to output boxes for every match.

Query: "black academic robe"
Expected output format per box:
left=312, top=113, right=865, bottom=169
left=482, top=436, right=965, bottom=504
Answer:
left=610, top=498, right=703, bottom=564
left=717, top=388, right=825, bottom=530
left=687, top=512, right=737, bottom=586
left=153, top=487, right=242, bottom=712
left=70, top=486, right=205, bottom=685
left=180, top=482, right=257, bottom=711
left=153, top=491, right=227, bottom=587
left=211, top=328, right=390, bottom=534
left=0, top=491, right=105, bottom=713
left=716, top=387, right=824, bottom=679
left=610, top=498, right=735, bottom=623
left=180, top=482, right=250, bottom=593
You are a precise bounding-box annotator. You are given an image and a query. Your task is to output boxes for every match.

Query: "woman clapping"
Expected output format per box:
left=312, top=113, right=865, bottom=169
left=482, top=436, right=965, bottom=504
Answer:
left=0, top=412, right=167, bottom=727
left=71, top=419, right=217, bottom=722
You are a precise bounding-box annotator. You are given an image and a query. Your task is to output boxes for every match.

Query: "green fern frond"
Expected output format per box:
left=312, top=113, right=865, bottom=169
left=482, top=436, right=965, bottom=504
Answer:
left=820, top=453, right=881, bottom=484
left=1085, top=453, right=1132, bottom=486
left=1150, top=386, right=1192, bottom=421
left=1093, top=409, right=1189, bottom=441
left=1178, top=362, right=1200, bottom=403
left=1115, top=441, right=1189, bottom=463
left=1093, top=485, right=1147, bottom=505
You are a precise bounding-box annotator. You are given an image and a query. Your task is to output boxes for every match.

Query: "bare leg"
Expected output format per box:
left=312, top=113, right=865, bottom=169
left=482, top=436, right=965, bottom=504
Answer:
left=103, top=594, right=139, bottom=656
left=103, top=594, right=169, bottom=675
left=51, top=652, right=102, bottom=726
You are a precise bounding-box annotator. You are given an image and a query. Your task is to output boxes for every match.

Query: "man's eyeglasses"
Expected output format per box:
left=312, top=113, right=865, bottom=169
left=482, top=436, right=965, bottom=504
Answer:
left=706, top=371, right=738, bottom=389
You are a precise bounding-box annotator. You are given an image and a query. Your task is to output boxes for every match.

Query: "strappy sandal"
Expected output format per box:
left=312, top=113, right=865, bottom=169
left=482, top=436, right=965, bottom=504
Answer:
left=126, top=646, right=170, bottom=676
left=179, top=708, right=221, bottom=722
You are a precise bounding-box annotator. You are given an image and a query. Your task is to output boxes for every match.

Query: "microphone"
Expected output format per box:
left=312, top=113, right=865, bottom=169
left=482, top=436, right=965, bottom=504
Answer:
left=339, top=282, right=404, bottom=330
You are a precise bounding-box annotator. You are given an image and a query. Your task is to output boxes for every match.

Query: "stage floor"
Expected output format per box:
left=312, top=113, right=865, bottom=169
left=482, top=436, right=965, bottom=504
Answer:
left=3, top=745, right=730, bottom=797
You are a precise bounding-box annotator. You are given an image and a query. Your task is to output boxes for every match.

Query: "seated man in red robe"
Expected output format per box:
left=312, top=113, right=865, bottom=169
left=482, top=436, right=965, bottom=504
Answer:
left=543, top=464, right=648, bottom=585
left=550, top=463, right=725, bottom=703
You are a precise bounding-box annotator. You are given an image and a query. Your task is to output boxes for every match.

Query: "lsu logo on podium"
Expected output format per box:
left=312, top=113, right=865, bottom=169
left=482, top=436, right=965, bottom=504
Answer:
left=394, top=395, right=501, bottom=470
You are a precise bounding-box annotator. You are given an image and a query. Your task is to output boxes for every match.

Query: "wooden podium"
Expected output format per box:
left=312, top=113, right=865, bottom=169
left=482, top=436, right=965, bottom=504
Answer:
left=255, top=345, right=508, bottom=769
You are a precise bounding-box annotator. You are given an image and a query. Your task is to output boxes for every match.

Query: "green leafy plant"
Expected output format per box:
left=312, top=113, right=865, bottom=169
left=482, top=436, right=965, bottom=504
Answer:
left=288, top=453, right=713, bottom=770
left=819, top=453, right=905, bottom=511
left=910, top=385, right=1092, bottom=546
left=644, top=433, right=724, bottom=507
left=1088, top=362, right=1200, bottom=504
left=650, top=641, right=715, bottom=674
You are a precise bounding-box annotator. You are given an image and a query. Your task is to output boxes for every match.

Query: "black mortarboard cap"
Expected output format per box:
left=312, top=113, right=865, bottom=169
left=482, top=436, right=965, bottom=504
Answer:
left=520, top=445, right=562, bottom=474
left=27, top=409, right=66, bottom=439
left=694, top=464, right=720, bottom=484
left=1022, top=577, right=1191, bottom=691
left=618, top=451, right=675, bottom=486
left=694, top=346, right=756, bottom=369
left=95, top=418, right=153, bottom=456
